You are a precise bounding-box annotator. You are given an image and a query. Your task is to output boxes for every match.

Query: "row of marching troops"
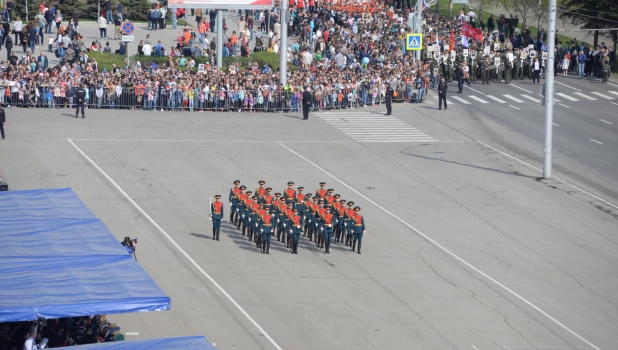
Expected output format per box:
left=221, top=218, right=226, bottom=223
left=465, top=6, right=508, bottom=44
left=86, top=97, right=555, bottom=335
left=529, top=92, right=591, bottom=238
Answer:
left=210, top=180, right=366, bottom=255
left=429, top=47, right=548, bottom=84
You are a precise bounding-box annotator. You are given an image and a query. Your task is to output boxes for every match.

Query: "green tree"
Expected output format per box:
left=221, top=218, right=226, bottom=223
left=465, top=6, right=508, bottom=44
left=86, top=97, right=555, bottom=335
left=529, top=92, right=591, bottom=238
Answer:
left=559, top=0, right=618, bottom=48
left=11, top=0, right=40, bottom=21
left=498, top=0, right=536, bottom=29
left=121, top=0, right=151, bottom=21
left=56, top=0, right=86, bottom=18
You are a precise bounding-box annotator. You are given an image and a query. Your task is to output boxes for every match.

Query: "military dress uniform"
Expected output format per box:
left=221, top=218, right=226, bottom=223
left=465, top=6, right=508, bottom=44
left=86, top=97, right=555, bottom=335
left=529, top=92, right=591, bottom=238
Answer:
left=210, top=195, right=224, bottom=241
left=315, top=182, right=327, bottom=200
left=255, top=180, right=267, bottom=203
left=351, top=207, right=366, bottom=254
left=236, top=189, right=249, bottom=229
left=260, top=209, right=274, bottom=254
left=482, top=57, right=491, bottom=85
left=334, top=199, right=347, bottom=242
left=228, top=180, right=241, bottom=223
left=602, top=55, right=610, bottom=83
left=240, top=191, right=253, bottom=234
left=289, top=209, right=302, bottom=254
left=320, top=207, right=338, bottom=254
left=344, top=201, right=355, bottom=246
left=282, top=181, right=296, bottom=204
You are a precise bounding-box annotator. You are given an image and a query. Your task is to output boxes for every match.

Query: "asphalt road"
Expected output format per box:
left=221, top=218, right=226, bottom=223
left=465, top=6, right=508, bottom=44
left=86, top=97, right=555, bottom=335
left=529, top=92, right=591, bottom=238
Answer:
left=427, top=73, right=618, bottom=205
left=0, top=104, right=616, bottom=350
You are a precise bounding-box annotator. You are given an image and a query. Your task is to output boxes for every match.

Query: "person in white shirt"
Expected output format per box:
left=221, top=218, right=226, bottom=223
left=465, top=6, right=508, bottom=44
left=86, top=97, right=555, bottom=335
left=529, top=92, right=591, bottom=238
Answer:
left=97, top=15, right=108, bottom=39
left=142, top=41, right=152, bottom=56
left=467, top=9, right=477, bottom=22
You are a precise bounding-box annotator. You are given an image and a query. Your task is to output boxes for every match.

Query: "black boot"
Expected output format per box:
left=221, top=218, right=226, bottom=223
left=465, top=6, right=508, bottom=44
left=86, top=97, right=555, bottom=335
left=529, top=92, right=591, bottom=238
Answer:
left=212, top=227, right=216, bottom=240
left=357, top=241, right=361, bottom=254
left=242, top=224, right=246, bottom=236
left=266, top=241, right=270, bottom=254
left=325, top=241, right=330, bottom=254
left=351, top=239, right=356, bottom=252
left=262, top=241, right=266, bottom=254
left=216, top=228, right=221, bottom=241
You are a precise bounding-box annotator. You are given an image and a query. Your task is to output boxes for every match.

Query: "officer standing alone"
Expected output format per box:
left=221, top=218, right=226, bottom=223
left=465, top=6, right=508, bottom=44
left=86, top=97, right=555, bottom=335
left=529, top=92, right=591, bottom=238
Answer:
left=210, top=195, right=224, bottom=241
left=384, top=82, right=394, bottom=116
left=438, top=76, right=448, bottom=110
left=0, top=106, right=5, bottom=140
left=75, top=83, right=86, bottom=118
left=302, top=86, right=312, bottom=120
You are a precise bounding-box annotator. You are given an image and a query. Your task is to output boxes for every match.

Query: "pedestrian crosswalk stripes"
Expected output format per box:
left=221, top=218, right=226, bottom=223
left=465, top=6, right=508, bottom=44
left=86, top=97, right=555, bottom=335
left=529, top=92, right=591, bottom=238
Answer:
left=468, top=96, right=489, bottom=104
left=319, top=112, right=435, bottom=142
left=555, top=93, right=579, bottom=101
left=590, top=92, right=615, bottom=100
left=486, top=95, right=507, bottom=103
left=520, top=95, right=541, bottom=103
left=503, top=95, right=524, bottom=103
left=573, top=92, right=597, bottom=100
left=451, top=96, right=470, bottom=104
left=608, top=91, right=618, bottom=97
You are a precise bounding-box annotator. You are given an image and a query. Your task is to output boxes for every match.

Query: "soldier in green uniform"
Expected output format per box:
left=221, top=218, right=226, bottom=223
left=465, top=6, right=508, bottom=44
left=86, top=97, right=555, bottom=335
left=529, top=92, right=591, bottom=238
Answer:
left=482, top=55, right=491, bottom=85
left=601, top=51, right=610, bottom=83
left=210, top=195, right=224, bottom=241
left=513, top=50, right=521, bottom=80
left=447, top=56, right=454, bottom=82
left=504, top=50, right=512, bottom=84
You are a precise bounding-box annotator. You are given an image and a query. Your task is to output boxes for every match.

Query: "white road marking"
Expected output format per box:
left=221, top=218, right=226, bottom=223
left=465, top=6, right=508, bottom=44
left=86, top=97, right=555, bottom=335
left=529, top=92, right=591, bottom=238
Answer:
left=67, top=139, right=285, bottom=350
left=477, top=140, right=618, bottom=210
left=277, top=141, right=602, bottom=350
left=465, top=86, right=488, bottom=95
left=590, top=139, right=603, bottom=145
left=358, top=140, right=437, bottom=142
left=503, top=95, right=524, bottom=103
left=508, top=83, right=534, bottom=94
left=573, top=92, right=597, bottom=101
left=451, top=96, right=471, bottom=104
left=555, top=93, right=579, bottom=101
left=520, top=94, right=541, bottom=103
left=607, top=91, right=618, bottom=97
left=599, top=119, right=612, bottom=124
left=125, top=332, right=139, bottom=336
left=589, top=92, right=615, bottom=100
left=468, top=95, right=489, bottom=104
left=558, top=103, right=570, bottom=109
left=471, top=346, right=480, bottom=350
left=486, top=95, right=508, bottom=103
left=611, top=101, right=618, bottom=107
left=321, top=117, right=398, bottom=119
left=555, top=80, right=581, bottom=91
left=509, top=105, right=520, bottom=110
left=345, top=132, right=427, bottom=135
left=553, top=123, right=559, bottom=126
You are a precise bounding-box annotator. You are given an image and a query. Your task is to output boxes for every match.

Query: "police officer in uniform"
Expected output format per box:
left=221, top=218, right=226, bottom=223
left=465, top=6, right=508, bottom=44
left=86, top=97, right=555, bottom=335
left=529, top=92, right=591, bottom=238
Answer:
left=384, top=82, right=394, bottom=116
left=302, top=86, right=312, bottom=119
left=437, top=76, right=448, bottom=110
left=210, top=195, right=224, bottom=241
left=75, top=83, right=86, bottom=118
left=0, top=106, right=5, bottom=140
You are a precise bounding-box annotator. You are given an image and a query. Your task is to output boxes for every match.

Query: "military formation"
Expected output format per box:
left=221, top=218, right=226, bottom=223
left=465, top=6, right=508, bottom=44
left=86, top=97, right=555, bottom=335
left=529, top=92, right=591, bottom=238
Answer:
left=210, top=180, right=367, bottom=255
left=427, top=44, right=551, bottom=86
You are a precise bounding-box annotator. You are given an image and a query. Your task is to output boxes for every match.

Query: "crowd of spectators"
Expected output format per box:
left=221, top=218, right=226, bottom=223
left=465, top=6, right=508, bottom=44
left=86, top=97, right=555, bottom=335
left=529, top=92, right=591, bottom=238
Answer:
left=0, top=315, right=120, bottom=349
left=0, top=0, right=613, bottom=111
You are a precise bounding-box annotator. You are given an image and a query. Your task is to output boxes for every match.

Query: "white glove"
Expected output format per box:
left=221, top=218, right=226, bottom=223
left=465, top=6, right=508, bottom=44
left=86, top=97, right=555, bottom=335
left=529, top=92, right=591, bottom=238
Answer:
left=321, top=227, right=324, bottom=231
left=229, top=203, right=232, bottom=206
left=344, top=223, right=347, bottom=227
left=236, top=208, right=239, bottom=212
left=289, top=229, right=293, bottom=233
left=255, top=223, right=258, bottom=228
left=261, top=229, right=264, bottom=233
left=363, top=230, right=366, bottom=233
left=248, top=218, right=251, bottom=222
left=283, top=223, right=286, bottom=227
left=309, top=219, right=312, bottom=223
left=242, top=214, right=245, bottom=218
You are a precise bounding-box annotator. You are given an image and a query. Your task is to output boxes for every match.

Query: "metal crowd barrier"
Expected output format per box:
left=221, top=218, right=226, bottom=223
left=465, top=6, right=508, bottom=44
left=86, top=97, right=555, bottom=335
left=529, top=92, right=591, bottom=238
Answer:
left=0, top=85, right=428, bottom=112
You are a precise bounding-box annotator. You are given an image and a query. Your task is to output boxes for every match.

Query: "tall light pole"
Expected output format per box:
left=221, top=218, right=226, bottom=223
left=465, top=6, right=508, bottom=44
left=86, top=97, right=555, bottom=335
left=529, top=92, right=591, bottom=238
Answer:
left=216, top=9, right=223, bottom=68
left=543, top=0, right=557, bottom=179
left=279, top=0, right=288, bottom=85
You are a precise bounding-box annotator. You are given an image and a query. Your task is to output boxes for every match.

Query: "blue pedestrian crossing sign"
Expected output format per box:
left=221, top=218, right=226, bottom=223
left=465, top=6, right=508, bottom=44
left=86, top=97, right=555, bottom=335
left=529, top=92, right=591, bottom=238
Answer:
left=406, top=33, right=423, bottom=51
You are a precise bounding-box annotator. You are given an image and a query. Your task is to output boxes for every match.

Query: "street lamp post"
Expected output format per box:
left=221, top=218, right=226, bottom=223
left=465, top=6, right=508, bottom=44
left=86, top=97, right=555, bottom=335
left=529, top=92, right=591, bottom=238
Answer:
left=543, top=0, right=557, bottom=179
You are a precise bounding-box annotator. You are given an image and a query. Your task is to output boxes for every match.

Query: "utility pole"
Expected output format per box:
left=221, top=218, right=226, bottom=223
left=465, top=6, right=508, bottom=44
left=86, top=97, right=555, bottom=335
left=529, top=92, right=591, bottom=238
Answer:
left=543, top=0, right=557, bottom=179
left=279, top=0, right=288, bottom=85
left=26, top=0, right=29, bottom=21
left=216, top=9, right=223, bottom=68
left=98, top=0, right=101, bottom=19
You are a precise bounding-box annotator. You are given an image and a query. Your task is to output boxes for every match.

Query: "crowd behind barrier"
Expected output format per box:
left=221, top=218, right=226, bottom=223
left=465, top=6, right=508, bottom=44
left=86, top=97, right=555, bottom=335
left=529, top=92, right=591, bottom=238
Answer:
left=0, top=84, right=427, bottom=111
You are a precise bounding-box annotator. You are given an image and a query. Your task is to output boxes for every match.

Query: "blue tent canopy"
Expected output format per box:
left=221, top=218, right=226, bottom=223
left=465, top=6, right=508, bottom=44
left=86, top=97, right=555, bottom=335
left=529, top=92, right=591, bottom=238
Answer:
left=67, top=336, right=218, bottom=350
left=0, top=188, right=171, bottom=322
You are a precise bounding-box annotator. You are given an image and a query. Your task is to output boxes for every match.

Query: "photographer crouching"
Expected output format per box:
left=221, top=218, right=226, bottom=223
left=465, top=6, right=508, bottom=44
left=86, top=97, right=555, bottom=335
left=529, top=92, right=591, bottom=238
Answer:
left=121, top=237, right=138, bottom=260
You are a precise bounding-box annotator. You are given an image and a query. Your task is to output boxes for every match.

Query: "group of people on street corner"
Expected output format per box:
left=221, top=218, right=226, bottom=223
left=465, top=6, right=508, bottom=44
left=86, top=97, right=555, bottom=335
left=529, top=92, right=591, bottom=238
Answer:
left=210, top=180, right=366, bottom=255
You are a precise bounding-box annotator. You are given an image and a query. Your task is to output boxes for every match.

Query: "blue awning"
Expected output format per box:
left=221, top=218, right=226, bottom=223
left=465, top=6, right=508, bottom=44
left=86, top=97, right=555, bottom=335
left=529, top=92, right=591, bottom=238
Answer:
left=0, top=188, right=171, bottom=322
left=65, top=336, right=217, bottom=350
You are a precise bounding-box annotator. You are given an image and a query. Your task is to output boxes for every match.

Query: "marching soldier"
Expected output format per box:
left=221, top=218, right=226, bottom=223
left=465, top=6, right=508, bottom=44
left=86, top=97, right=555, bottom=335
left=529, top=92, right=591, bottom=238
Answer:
left=255, top=203, right=267, bottom=248
left=504, top=50, right=512, bottom=84
left=344, top=201, right=355, bottom=246
left=209, top=195, right=224, bottom=241
left=240, top=191, right=253, bottom=234
left=335, top=199, right=347, bottom=242
left=282, top=181, right=296, bottom=204
left=248, top=199, right=260, bottom=242
left=351, top=206, right=366, bottom=254
left=302, top=194, right=313, bottom=236
left=307, top=197, right=320, bottom=241
left=289, top=209, right=302, bottom=254
left=295, top=186, right=305, bottom=206
left=315, top=182, right=327, bottom=200
left=320, top=207, right=338, bottom=254
left=229, top=180, right=241, bottom=223
left=284, top=202, right=294, bottom=247
left=237, top=188, right=249, bottom=230
left=275, top=199, right=287, bottom=241
left=325, top=189, right=336, bottom=206
left=259, top=208, right=274, bottom=254
left=272, top=192, right=283, bottom=213
left=482, top=55, right=490, bottom=85
left=513, top=50, right=521, bottom=80
left=316, top=200, right=326, bottom=249
left=263, top=187, right=274, bottom=207
left=255, top=180, right=267, bottom=202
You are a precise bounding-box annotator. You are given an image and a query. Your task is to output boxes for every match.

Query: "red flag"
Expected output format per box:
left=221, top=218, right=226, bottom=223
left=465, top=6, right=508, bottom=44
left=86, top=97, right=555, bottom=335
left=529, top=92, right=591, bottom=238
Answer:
left=462, top=22, right=483, bottom=41
left=449, top=30, right=455, bottom=50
